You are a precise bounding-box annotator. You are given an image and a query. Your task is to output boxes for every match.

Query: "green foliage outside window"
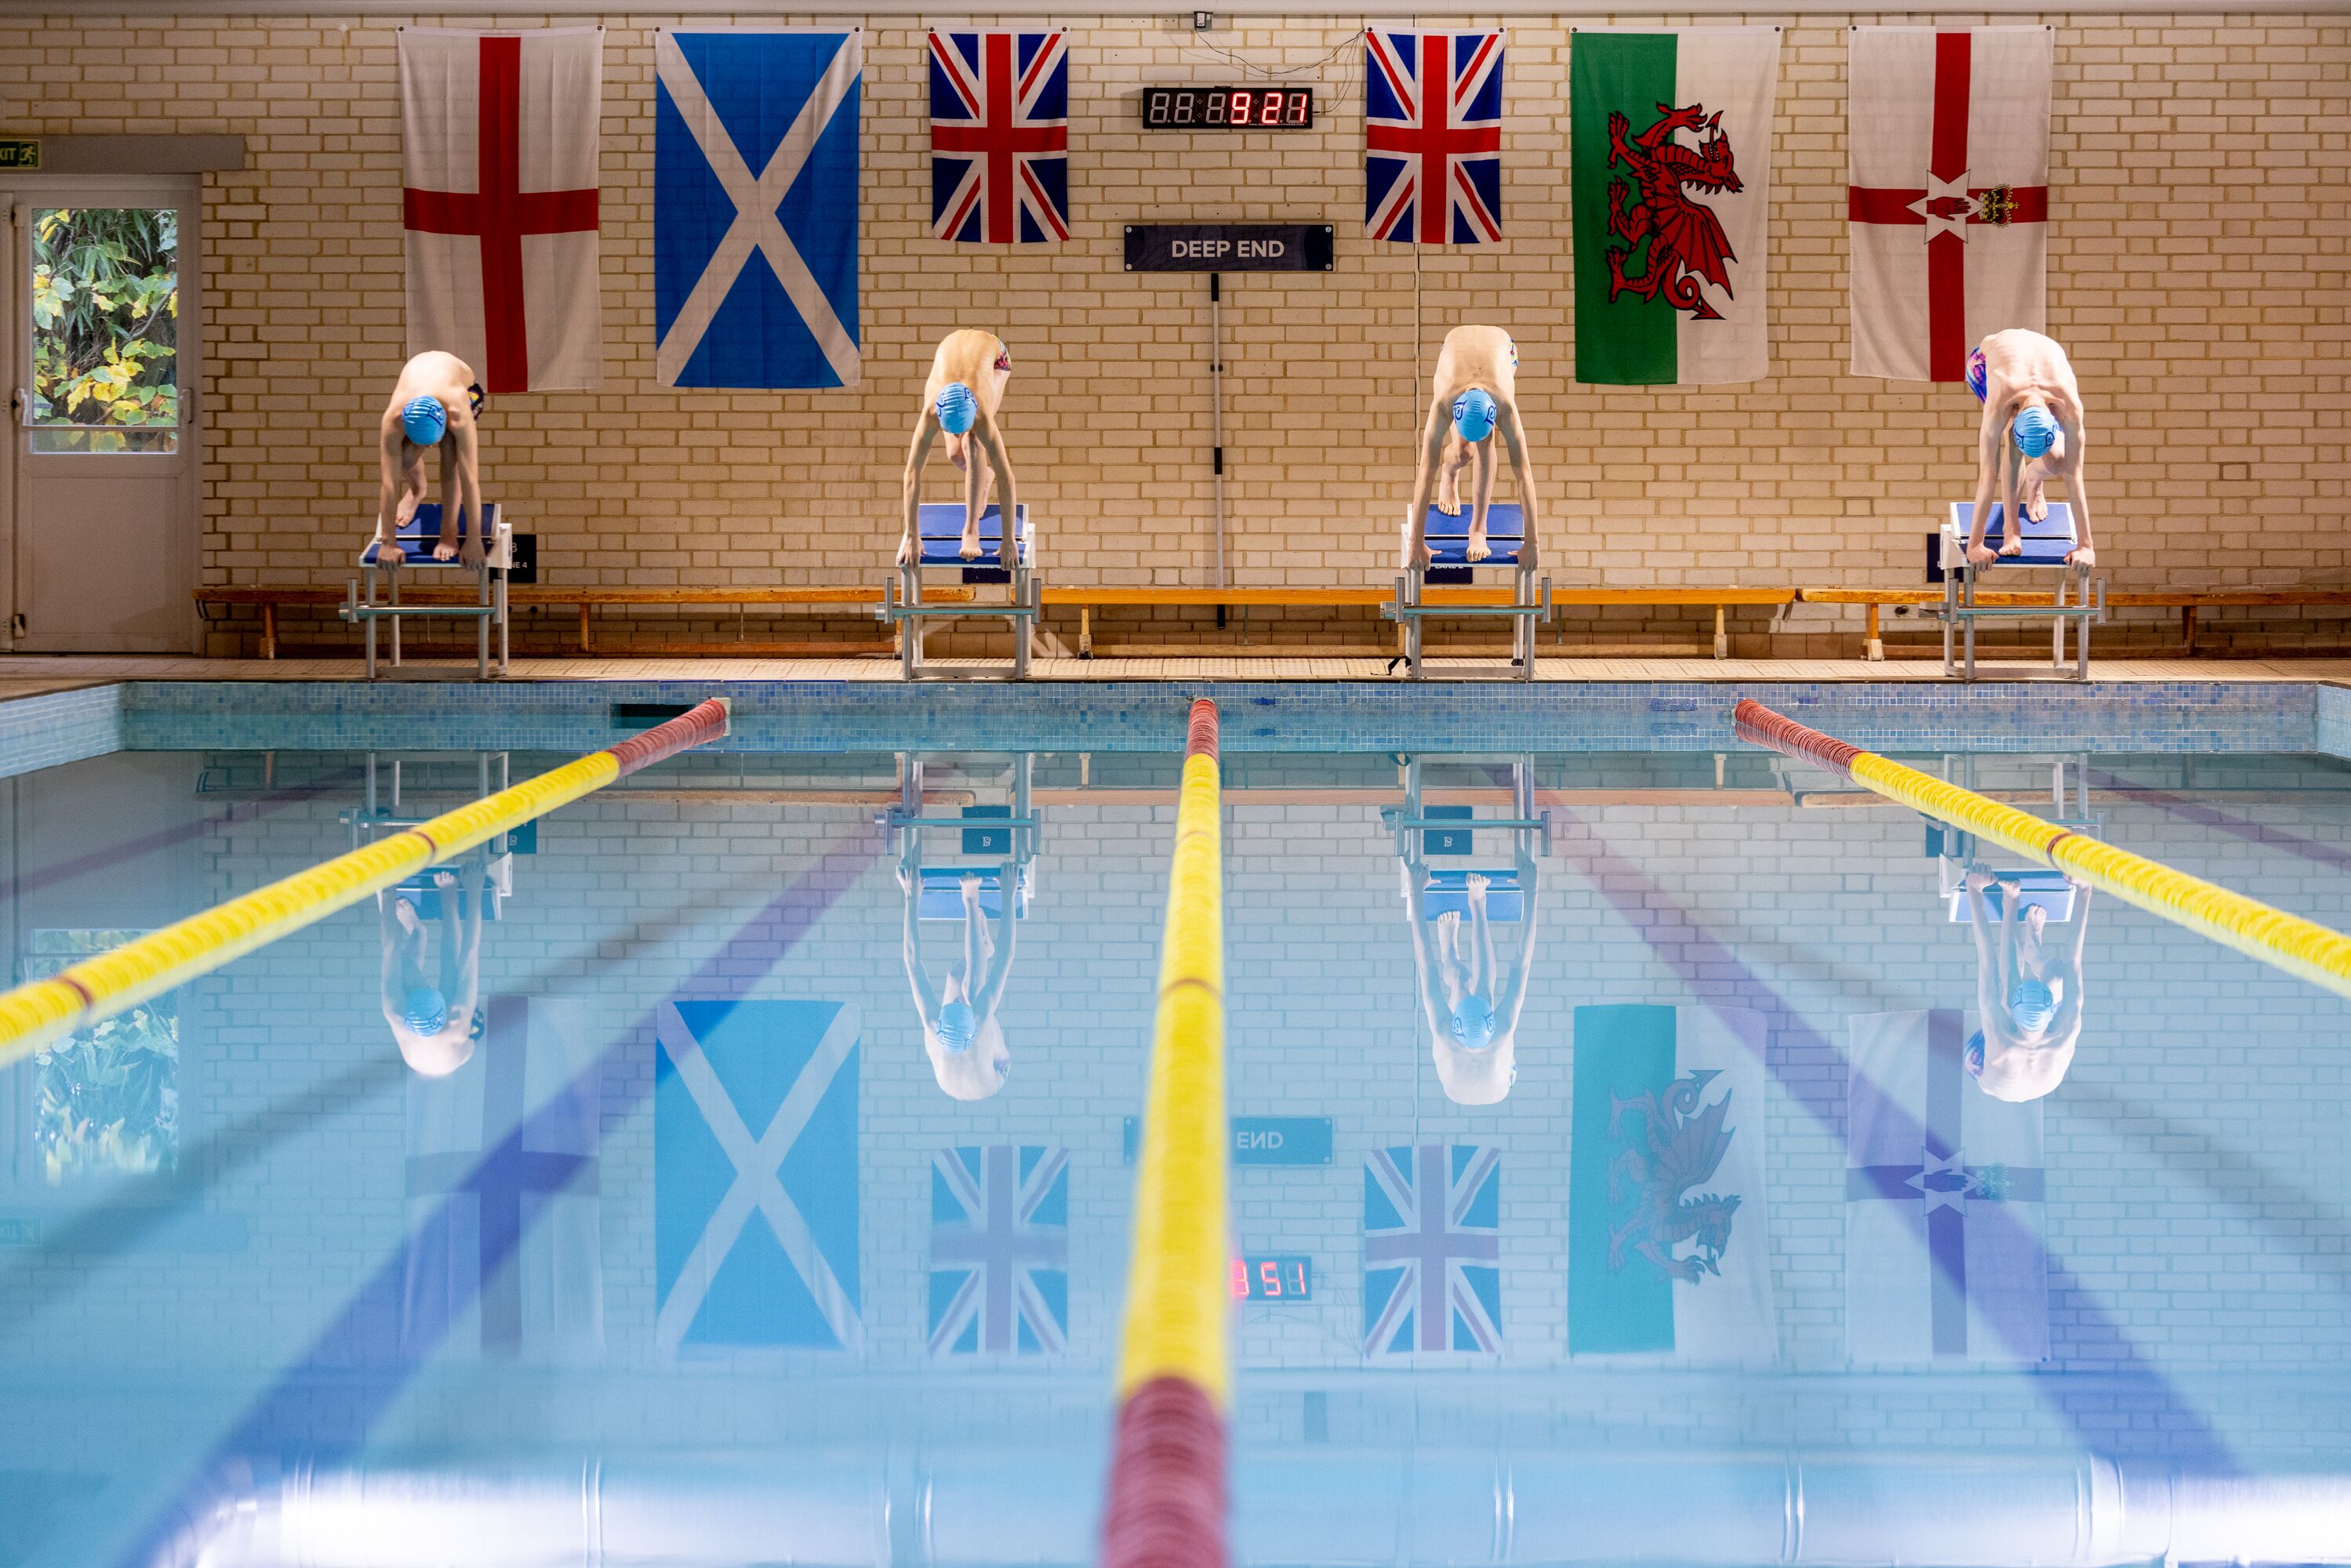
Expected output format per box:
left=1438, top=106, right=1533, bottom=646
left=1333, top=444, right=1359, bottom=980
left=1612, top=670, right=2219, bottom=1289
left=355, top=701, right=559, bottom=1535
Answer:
left=30, top=207, right=178, bottom=451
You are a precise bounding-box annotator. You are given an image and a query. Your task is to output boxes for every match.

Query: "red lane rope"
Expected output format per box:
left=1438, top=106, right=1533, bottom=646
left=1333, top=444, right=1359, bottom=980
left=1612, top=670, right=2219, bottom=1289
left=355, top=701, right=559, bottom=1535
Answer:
left=1099, top=1376, right=1228, bottom=1568
left=1731, top=697, right=1862, bottom=778
left=1185, top=697, right=1219, bottom=762
left=605, top=698, right=730, bottom=778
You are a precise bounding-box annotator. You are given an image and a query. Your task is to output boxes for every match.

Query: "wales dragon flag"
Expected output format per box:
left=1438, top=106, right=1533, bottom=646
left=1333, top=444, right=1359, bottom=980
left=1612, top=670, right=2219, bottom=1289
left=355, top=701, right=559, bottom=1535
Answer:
left=1569, top=29, right=1779, bottom=386
left=1568, top=1004, right=1779, bottom=1363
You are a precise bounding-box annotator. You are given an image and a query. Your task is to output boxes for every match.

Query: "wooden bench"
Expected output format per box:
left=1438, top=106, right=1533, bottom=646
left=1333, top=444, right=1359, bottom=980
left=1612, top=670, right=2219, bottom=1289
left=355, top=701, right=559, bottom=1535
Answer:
left=194, top=584, right=972, bottom=659
left=1801, top=588, right=2351, bottom=659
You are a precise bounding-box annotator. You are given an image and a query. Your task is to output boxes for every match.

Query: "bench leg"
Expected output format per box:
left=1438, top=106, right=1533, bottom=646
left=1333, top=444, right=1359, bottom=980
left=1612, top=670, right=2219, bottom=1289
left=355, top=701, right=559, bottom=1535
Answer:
left=1865, top=603, right=1884, bottom=662
left=1713, top=603, right=1728, bottom=660
left=577, top=602, right=592, bottom=655
left=261, top=603, right=278, bottom=661
left=1079, top=604, right=1092, bottom=660
left=2183, top=604, right=2198, bottom=658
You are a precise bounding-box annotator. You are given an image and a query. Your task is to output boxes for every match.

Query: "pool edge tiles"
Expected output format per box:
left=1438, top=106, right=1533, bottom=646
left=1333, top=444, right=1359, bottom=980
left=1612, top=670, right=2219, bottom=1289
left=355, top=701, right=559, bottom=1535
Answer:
left=101, top=679, right=2322, bottom=757
left=0, top=682, right=124, bottom=778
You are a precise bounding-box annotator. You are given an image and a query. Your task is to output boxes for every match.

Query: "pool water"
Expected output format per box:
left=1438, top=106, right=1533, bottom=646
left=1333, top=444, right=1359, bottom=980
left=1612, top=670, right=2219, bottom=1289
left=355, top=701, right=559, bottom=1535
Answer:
left=2, top=726, right=2349, bottom=1567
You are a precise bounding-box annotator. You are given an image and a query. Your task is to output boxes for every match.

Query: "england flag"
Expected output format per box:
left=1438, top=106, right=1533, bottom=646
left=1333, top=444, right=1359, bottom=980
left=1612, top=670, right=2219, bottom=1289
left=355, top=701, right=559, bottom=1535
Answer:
left=654, top=31, right=862, bottom=388
left=1364, top=29, right=1505, bottom=245
left=928, top=1145, right=1070, bottom=1357
left=929, top=31, right=1070, bottom=245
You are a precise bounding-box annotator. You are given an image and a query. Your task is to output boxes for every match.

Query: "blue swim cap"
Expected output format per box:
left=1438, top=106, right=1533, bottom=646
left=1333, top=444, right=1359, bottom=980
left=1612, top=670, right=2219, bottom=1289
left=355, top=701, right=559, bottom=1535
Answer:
left=1449, top=996, right=1498, bottom=1051
left=2008, top=978, right=2056, bottom=1035
left=2011, top=405, right=2058, bottom=459
left=402, top=985, right=449, bottom=1036
left=402, top=395, right=448, bottom=447
left=1964, top=1029, right=1987, bottom=1080
left=934, top=382, right=978, bottom=436
left=937, top=1000, right=979, bottom=1051
left=1452, top=387, right=1497, bottom=444
left=1965, top=347, right=1989, bottom=403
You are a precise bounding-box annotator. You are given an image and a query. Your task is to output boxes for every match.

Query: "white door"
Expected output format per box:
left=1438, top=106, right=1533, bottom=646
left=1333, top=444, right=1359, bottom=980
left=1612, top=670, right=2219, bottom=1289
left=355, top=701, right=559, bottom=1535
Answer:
left=6, top=180, right=200, bottom=652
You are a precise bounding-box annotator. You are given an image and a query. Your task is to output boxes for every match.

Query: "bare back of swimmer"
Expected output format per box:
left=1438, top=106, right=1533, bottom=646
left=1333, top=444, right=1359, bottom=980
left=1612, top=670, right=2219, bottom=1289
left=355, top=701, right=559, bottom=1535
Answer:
left=374, top=350, right=485, bottom=568
left=1404, top=325, right=1541, bottom=570
left=900, top=330, right=1019, bottom=565
left=1967, top=328, right=2095, bottom=570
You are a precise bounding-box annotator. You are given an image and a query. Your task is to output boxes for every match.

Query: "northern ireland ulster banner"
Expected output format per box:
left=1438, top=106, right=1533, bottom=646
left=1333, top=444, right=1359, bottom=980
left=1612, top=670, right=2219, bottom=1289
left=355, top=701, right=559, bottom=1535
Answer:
left=1569, top=30, right=1779, bottom=386
left=402, top=28, right=603, bottom=394
left=655, top=31, right=862, bottom=389
left=1848, top=28, right=2052, bottom=382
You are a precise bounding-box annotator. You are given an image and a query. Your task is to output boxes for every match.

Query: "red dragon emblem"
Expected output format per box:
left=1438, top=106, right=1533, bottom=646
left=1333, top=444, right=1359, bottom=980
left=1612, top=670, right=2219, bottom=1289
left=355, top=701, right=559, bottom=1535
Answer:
left=1605, top=1069, right=1743, bottom=1283
left=1605, top=102, right=1743, bottom=323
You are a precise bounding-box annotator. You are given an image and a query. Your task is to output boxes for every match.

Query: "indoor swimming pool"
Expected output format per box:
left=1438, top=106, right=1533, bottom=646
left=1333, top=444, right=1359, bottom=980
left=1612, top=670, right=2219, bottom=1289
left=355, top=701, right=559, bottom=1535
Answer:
left=0, top=682, right=2347, bottom=1567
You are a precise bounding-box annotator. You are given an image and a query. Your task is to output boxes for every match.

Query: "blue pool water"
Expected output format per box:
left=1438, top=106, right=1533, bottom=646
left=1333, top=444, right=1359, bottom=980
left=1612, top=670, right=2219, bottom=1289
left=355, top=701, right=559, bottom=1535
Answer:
left=1, top=684, right=2349, bottom=1567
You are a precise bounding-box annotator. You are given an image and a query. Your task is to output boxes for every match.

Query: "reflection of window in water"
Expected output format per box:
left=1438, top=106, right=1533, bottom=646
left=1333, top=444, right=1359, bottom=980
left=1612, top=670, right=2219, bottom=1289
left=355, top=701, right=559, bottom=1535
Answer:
left=24, top=929, right=178, bottom=1182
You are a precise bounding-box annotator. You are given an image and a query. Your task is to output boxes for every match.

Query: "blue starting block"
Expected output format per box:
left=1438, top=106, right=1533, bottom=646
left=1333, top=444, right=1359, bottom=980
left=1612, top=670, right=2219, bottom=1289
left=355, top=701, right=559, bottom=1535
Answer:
left=1946, top=869, right=2077, bottom=924
left=1385, top=502, right=1549, bottom=682
left=1423, top=869, right=1526, bottom=922
left=1933, top=500, right=2104, bottom=682
left=918, top=863, right=1032, bottom=920
left=880, top=503, right=1040, bottom=680
left=343, top=503, right=512, bottom=680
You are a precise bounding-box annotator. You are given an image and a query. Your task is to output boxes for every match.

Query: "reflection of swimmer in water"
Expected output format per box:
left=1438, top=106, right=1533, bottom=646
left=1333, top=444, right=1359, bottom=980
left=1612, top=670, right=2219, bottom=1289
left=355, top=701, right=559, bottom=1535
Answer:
left=1401, top=844, right=1540, bottom=1105
left=899, top=848, right=1016, bottom=1100
left=380, top=861, right=487, bottom=1076
left=1962, top=868, right=2091, bottom=1101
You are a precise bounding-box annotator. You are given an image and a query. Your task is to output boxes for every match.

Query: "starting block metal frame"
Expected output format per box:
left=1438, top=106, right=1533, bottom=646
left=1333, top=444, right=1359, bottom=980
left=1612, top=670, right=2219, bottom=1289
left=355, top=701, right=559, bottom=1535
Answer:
left=1935, top=501, right=2106, bottom=682
left=1385, top=503, right=1550, bottom=682
left=880, top=503, right=1040, bottom=681
left=1383, top=755, right=1552, bottom=872
left=879, top=753, right=1041, bottom=912
left=340, top=750, right=521, bottom=912
left=1928, top=752, right=2098, bottom=920
left=343, top=503, right=511, bottom=680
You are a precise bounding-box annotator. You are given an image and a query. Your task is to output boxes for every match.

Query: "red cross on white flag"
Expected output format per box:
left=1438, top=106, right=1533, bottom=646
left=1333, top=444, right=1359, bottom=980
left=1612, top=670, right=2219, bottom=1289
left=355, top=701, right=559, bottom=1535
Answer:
left=401, top=27, right=605, bottom=393
left=1848, top=27, right=2051, bottom=382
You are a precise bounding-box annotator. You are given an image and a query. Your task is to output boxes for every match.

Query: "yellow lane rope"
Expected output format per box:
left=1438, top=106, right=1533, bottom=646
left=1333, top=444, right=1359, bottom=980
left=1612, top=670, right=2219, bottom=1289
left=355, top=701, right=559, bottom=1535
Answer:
left=0, top=697, right=731, bottom=1070
left=1736, top=698, right=2351, bottom=1003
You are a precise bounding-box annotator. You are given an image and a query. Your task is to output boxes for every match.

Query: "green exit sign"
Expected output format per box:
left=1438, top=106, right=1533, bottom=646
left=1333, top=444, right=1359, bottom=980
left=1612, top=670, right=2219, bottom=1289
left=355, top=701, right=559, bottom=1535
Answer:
left=0, top=140, right=39, bottom=170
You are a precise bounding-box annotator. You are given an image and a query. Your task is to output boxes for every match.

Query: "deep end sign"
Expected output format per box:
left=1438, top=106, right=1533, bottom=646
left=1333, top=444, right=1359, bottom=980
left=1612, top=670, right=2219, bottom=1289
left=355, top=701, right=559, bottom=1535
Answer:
left=1125, top=223, right=1335, bottom=273
left=1124, top=1116, right=1333, bottom=1166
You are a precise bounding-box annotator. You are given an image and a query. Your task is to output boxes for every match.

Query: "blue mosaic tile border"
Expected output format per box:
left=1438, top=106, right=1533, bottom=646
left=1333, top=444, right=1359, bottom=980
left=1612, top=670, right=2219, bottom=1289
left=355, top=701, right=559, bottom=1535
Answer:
left=0, top=684, right=123, bottom=779
left=2313, top=684, right=2351, bottom=761
left=101, top=678, right=2320, bottom=757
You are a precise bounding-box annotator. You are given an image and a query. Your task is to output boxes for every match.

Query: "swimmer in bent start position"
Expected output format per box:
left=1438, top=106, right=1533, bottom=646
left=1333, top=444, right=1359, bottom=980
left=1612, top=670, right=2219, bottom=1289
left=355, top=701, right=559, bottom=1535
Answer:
left=372, top=350, right=485, bottom=568
left=1961, top=867, right=2091, bottom=1102
left=900, top=330, right=1020, bottom=566
left=1965, top=328, right=2095, bottom=570
left=1401, top=846, right=1540, bottom=1106
left=380, top=859, right=488, bottom=1077
left=899, top=841, right=1018, bottom=1101
left=1404, top=325, right=1542, bottom=571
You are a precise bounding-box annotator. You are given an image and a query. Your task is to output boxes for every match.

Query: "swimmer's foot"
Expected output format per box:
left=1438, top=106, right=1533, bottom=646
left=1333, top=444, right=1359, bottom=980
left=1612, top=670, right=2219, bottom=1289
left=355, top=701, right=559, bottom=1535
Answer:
left=959, top=528, right=983, bottom=561
left=2066, top=545, right=2096, bottom=568
left=1465, top=529, right=1491, bottom=563
left=1437, top=477, right=1462, bottom=516
left=433, top=533, right=460, bottom=563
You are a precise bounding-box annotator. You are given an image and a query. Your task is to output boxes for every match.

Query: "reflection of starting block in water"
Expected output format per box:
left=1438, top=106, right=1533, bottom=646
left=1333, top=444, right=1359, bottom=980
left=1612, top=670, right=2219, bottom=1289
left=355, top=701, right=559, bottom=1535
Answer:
left=1384, top=503, right=1550, bottom=682
left=343, top=503, right=512, bottom=680
left=1422, top=869, right=1526, bottom=921
left=1934, top=501, right=2104, bottom=682
left=918, top=863, right=1034, bottom=920
left=1946, top=868, right=2078, bottom=924
left=391, top=855, right=515, bottom=920
left=879, top=503, right=1041, bottom=680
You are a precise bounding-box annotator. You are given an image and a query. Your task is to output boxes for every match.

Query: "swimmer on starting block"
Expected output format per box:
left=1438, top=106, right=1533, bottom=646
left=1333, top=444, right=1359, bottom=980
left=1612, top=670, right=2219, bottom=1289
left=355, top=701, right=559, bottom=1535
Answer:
left=901, top=330, right=1019, bottom=566
left=1401, top=849, right=1541, bottom=1105
left=899, top=848, right=1016, bottom=1100
left=1965, top=328, right=2095, bottom=570
left=372, top=350, right=486, bottom=568
left=1404, top=325, right=1541, bottom=570
left=1962, top=867, right=2091, bottom=1101
left=380, top=859, right=488, bottom=1076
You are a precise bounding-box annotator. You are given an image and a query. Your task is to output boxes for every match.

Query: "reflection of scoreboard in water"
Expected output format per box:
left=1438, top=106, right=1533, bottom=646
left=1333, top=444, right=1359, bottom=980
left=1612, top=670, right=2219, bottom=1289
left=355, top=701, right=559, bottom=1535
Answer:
left=1140, top=85, right=1317, bottom=129
left=1231, top=1254, right=1313, bottom=1301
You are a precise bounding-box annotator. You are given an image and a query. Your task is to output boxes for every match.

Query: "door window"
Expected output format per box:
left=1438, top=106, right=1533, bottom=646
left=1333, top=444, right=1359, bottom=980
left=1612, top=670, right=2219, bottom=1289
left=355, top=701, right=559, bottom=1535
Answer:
left=28, top=205, right=178, bottom=454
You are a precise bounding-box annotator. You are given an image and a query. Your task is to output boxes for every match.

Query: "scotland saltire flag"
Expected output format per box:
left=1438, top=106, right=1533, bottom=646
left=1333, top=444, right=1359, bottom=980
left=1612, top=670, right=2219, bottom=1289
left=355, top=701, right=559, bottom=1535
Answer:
left=655, top=31, right=861, bottom=388
left=654, top=1000, right=860, bottom=1355
left=1365, top=29, right=1505, bottom=245
left=928, top=1145, right=1070, bottom=1356
left=1364, top=1143, right=1503, bottom=1358
left=928, top=31, right=1069, bottom=245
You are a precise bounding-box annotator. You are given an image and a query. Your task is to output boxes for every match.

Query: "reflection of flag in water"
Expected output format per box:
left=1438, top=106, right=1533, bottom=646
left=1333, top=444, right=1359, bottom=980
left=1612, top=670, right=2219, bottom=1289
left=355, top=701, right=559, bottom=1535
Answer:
left=1847, top=1008, right=2049, bottom=1363
left=1364, top=29, right=1504, bottom=245
left=1568, top=1004, right=1777, bottom=1363
left=928, top=1144, right=1069, bottom=1356
left=928, top=31, right=1069, bottom=245
left=403, top=995, right=603, bottom=1361
left=1363, top=1143, right=1502, bottom=1357
left=655, top=1000, right=860, bottom=1353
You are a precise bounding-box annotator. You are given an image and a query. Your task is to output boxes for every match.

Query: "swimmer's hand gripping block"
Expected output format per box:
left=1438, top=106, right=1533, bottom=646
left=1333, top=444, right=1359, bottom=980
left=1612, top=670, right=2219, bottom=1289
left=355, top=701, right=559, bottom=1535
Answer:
left=915, top=503, right=1030, bottom=568
left=1418, top=501, right=1525, bottom=567
left=361, top=503, right=511, bottom=568
left=1941, top=502, right=2077, bottom=569
left=1422, top=869, right=1524, bottom=922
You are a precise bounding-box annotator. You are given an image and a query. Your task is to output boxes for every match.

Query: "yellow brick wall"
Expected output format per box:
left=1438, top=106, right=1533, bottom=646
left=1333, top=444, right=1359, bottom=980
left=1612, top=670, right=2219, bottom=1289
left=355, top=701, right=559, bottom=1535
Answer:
left=2, top=11, right=2343, bottom=654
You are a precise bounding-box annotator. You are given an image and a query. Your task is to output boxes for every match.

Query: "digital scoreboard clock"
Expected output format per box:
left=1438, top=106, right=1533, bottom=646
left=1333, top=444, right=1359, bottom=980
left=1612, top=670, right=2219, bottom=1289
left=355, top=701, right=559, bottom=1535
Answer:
left=1230, top=1254, right=1313, bottom=1301
left=1142, top=86, right=1316, bottom=129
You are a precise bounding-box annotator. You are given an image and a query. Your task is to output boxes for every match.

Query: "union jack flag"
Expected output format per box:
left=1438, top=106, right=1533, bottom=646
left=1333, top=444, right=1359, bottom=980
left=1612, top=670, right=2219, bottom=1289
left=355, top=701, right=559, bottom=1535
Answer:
left=1364, top=1143, right=1503, bottom=1357
left=928, top=1144, right=1070, bottom=1356
left=1364, top=29, right=1506, bottom=245
left=929, top=31, right=1070, bottom=245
